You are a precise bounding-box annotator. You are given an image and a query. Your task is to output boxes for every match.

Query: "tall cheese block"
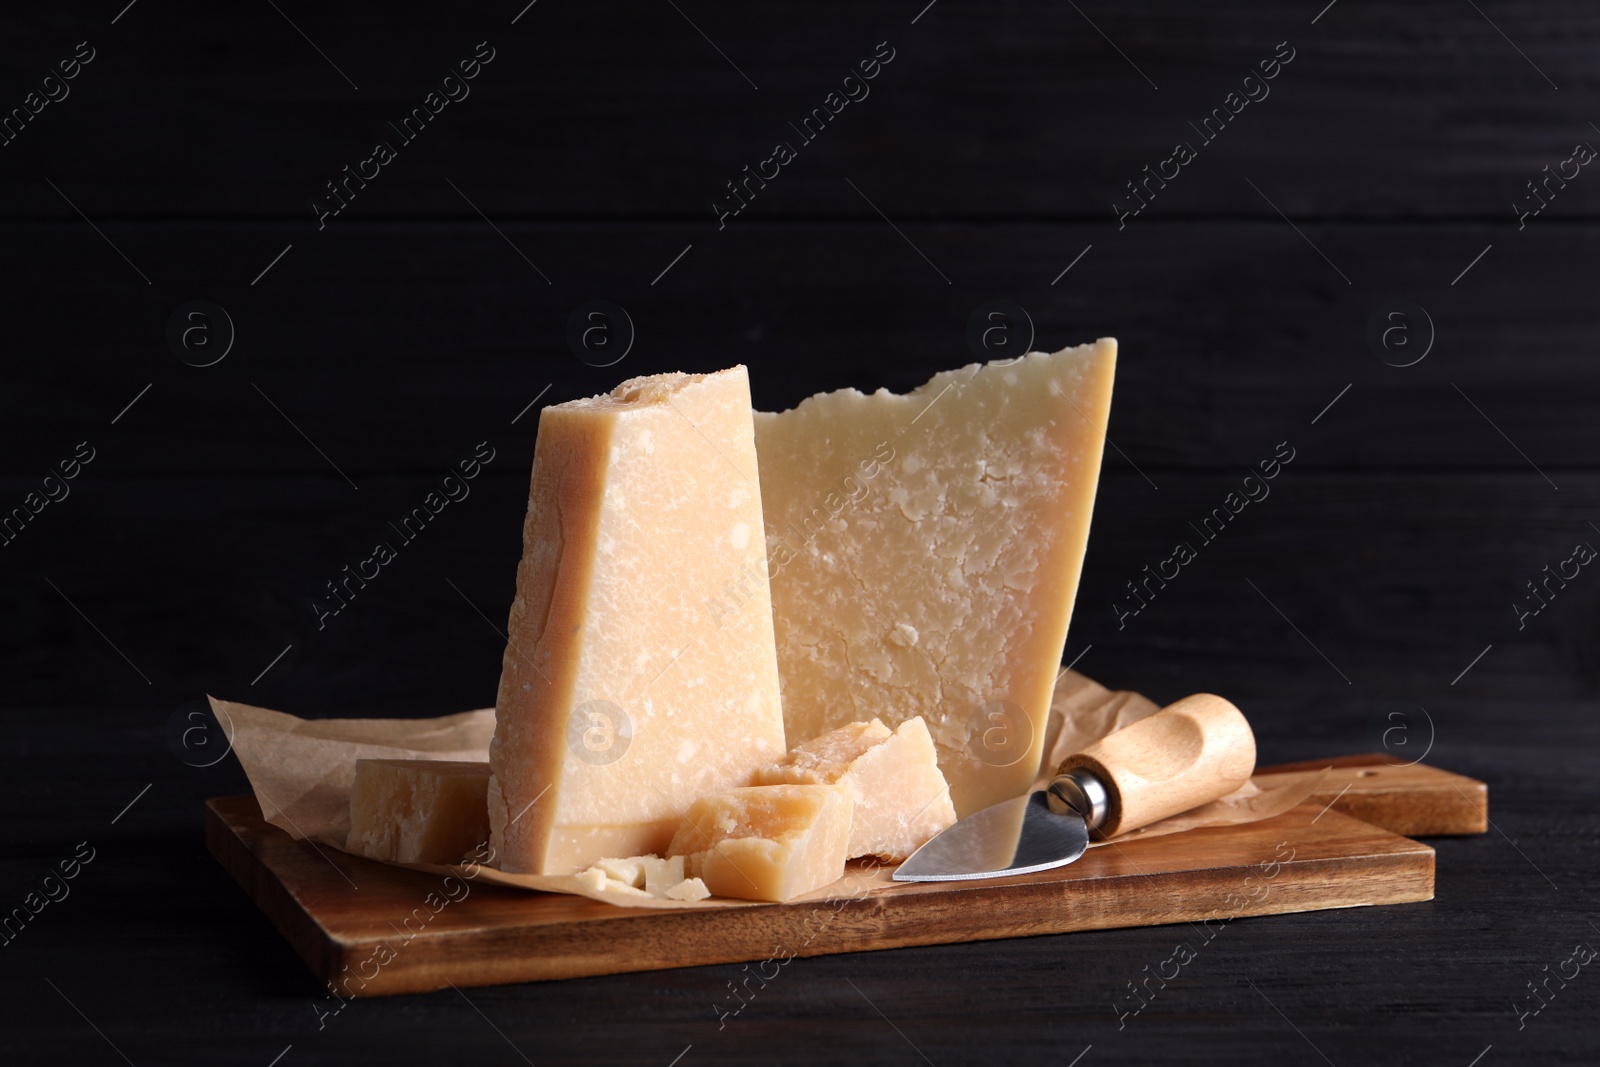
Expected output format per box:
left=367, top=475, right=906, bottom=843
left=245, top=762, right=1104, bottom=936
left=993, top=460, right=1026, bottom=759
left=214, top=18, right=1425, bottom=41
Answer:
left=489, top=366, right=787, bottom=874
left=754, top=340, right=1116, bottom=817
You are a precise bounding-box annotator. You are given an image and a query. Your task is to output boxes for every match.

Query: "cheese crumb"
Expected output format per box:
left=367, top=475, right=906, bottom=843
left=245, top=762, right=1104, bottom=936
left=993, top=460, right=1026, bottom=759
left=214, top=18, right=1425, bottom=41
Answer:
left=578, top=853, right=701, bottom=900
left=595, top=856, right=647, bottom=888
left=665, top=877, right=711, bottom=902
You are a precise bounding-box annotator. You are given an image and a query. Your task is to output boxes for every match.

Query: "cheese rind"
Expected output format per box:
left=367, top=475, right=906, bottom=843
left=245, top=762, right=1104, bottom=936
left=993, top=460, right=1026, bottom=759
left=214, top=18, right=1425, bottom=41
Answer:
left=755, top=716, right=955, bottom=861
left=346, top=759, right=491, bottom=865
left=489, top=366, right=787, bottom=874
left=754, top=341, right=1117, bottom=816
left=667, top=785, right=852, bottom=902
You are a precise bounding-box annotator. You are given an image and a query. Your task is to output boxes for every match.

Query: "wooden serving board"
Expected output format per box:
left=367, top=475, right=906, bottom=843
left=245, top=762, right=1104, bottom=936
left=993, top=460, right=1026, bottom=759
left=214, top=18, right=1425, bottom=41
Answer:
left=205, top=754, right=1485, bottom=997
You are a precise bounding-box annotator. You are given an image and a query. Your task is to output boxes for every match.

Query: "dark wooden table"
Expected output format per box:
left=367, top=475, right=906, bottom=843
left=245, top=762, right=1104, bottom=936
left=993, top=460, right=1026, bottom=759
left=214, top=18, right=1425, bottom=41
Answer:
left=2, top=2, right=1596, bottom=1063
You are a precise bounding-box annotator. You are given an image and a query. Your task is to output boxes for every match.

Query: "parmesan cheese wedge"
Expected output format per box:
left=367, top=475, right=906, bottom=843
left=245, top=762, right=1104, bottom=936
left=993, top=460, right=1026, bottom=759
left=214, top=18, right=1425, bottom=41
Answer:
left=488, top=367, right=787, bottom=874
left=755, top=716, right=955, bottom=861
left=754, top=340, right=1117, bottom=816
left=667, top=785, right=852, bottom=902
left=346, top=759, right=491, bottom=865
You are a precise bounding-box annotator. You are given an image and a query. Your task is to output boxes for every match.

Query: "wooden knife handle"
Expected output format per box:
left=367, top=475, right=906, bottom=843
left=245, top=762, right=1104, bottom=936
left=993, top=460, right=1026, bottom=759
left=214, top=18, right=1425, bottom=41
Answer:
left=1056, top=693, right=1256, bottom=837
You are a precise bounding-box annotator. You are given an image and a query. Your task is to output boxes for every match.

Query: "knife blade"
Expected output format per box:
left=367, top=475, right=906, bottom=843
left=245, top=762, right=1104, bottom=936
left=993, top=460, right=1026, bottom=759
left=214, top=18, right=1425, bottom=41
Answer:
left=894, top=692, right=1256, bottom=882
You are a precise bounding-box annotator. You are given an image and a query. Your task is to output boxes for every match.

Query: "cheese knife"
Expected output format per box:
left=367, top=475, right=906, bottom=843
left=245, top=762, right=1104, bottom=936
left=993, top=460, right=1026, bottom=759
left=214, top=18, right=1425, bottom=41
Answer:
left=894, top=693, right=1256, bottom=881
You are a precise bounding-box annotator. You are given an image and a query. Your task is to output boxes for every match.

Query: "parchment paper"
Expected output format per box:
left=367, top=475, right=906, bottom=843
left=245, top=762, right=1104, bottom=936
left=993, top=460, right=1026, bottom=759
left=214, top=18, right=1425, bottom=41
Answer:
left=210, top=672, right=1324, bottom=910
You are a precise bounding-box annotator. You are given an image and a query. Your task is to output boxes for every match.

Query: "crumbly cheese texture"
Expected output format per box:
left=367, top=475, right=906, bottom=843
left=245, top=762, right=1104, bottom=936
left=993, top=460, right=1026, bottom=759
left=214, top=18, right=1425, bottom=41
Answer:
left=754, top=340, right=1117, bottom=816
left=665, top=876, right=712, bottom=901
left=667, top=785, right=852, bottom=902
left=346, top=759, right=491, bottom=865
left=489, top=366, right=787, bottom=874
left=755, top=716, right=955, bottom=861
left=575, top=854, right=711, bottom=901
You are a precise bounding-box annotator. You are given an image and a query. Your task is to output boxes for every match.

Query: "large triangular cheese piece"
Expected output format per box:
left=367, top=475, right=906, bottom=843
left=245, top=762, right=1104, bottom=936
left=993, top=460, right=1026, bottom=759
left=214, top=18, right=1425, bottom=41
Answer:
left=753, top=340, right=1116, bottom=816
left=489, top=366, right=787, bottom=874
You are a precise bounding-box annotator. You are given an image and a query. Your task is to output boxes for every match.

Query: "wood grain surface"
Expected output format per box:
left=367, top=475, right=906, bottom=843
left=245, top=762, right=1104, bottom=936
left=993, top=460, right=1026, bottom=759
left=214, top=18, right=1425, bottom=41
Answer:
left=1261, top=753, right=1489, bottom=837
left=196, top=667, right=1468, bottom=998
left=6, top=469, right=1592, bottom=713
left=4, top=222, right=1598, bottom=475
left=3, top=2, right=1597, bottom=221
left=3, top=0, right=1595, bottom=1062
left=203, top=784, right=1440, bottom=997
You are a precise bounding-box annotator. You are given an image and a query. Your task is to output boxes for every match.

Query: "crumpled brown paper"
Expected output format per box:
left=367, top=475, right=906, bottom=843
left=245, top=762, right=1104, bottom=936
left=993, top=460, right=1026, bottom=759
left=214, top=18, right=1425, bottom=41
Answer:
left=212, top=700, right=495, bottom=847
left=1032, top=676, right=1328, bottom=847
left=210, top=671, right=1324, bottom=909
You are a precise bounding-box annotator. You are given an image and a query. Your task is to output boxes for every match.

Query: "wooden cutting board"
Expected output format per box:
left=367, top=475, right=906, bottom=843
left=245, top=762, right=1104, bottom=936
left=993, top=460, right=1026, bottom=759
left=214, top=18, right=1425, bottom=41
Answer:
left=205, top=748, right=1485, bottom=997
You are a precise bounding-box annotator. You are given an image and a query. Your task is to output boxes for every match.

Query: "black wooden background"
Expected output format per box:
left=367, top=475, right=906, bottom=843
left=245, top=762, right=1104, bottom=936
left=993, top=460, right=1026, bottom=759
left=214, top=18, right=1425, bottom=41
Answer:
left=2, top=1, right=1597, bottom=1064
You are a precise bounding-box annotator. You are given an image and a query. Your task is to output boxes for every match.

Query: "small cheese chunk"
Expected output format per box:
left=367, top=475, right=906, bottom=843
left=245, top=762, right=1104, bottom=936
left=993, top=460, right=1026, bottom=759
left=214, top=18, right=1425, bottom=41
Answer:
left=577, top=866, right=651, bottom=897
left=577, top=854, right=706, bottom=900
left=575, top=866, right=609, bottom=894
left=594, top=854, right=687, bottom=895
left=346, top=760, right=491, bottom=865
left=593, top=855, right=648, bottom=888
left=642, top=854, right=688, bottom=896
left=755, top=340, right=1117, bottom=816
left=756, top=716, right=956, bottom=861
left=665, top=876, right=711, bottom=902
left=667, top=785, right=852, bottom=902
left=488, top=366, right=787, bottom=874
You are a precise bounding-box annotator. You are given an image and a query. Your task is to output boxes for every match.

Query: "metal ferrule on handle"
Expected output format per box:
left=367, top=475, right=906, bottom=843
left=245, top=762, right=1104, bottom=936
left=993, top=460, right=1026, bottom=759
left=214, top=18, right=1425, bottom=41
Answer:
left=1047, top=767, right=1109, bottom=829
